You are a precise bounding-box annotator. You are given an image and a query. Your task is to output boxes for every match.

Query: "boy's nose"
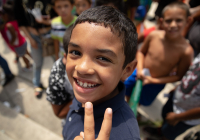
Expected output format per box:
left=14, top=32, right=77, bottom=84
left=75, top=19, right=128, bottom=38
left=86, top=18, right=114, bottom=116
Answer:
left=170, top=20, right=177, bottom=27
left=75, top=59, right=95, bottom=75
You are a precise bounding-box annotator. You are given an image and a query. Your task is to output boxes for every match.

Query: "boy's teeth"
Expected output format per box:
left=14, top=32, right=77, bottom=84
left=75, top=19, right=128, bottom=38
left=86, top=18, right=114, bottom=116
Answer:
left=83, top=83, right=87, bottom=87
left=80, top=81, right=83, bottom=86
left=76, top=79, right=97, bottom=88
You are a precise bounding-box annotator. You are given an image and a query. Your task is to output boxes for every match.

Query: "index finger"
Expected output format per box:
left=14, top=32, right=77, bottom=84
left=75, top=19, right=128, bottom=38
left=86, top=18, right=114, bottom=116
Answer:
left=84, top=102, right=95, bottom=140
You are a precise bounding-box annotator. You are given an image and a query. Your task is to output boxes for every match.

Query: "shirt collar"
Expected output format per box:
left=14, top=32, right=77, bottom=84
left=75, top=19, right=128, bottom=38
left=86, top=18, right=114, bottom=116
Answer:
left=70, top=81, right=126, bottom=118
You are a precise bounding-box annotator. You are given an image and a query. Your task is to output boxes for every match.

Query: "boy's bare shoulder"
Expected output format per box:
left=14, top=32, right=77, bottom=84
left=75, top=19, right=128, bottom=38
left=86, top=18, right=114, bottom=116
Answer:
left=183, top=42, right=194, bottom=57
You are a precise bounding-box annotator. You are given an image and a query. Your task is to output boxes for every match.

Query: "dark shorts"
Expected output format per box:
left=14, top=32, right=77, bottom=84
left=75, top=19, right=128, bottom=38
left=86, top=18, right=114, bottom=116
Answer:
left=15, top=41, right=27, bottom=57
left=124, top=69, right=165, bottom=106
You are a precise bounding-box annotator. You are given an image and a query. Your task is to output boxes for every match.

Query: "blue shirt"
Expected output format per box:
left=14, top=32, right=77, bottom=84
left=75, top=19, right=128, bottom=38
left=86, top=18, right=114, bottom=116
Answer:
left=63, top=82, right=141, bottom=140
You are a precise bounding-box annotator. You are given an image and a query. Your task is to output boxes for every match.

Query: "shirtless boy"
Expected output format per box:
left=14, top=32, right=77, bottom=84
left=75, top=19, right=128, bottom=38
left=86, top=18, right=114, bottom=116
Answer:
left=125, top=2, right=194, bottom=105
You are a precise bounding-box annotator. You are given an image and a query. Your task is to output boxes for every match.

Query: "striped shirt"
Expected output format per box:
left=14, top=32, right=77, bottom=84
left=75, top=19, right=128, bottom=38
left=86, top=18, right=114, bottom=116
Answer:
left=51, top=16, right=77, bottom=56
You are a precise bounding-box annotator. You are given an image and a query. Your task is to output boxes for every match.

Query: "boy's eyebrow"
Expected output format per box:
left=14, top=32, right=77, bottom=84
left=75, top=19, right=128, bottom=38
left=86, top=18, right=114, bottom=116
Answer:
left=95, top=49, right=117, bottom=58
left=68, top=42, right=117, bottom=58
left=68, top=42, right=80, bottom=48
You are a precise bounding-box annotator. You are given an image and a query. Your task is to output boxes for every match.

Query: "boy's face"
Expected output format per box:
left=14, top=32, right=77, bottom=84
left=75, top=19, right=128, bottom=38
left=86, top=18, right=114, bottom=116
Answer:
left=162, top=7, right=188, bottom=38
left=66, top=22, right=135, bottom=104
left=54, top=0, right=73, bottom=19
left=75, top=0, right=91, bottom=15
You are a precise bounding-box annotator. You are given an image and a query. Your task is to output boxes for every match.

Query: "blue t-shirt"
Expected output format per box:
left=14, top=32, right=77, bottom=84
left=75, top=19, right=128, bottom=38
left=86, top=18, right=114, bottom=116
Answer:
left=63, top=82, right=141, bottom=140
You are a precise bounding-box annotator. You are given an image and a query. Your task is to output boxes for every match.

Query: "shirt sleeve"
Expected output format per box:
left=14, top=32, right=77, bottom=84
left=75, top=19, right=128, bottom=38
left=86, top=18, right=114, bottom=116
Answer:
left=46, top=61, right=72, bottom=105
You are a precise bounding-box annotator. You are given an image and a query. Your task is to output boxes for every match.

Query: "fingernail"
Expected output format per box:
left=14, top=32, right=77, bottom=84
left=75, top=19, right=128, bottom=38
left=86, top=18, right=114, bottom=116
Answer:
left=85, top=102, right=92, bottom=109
left=107, top=108, right=112, bottom=114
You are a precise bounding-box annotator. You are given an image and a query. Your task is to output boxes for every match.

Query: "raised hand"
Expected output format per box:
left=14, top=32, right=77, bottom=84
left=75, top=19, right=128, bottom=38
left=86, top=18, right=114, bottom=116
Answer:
left=74, top=102, right=112, bottom=140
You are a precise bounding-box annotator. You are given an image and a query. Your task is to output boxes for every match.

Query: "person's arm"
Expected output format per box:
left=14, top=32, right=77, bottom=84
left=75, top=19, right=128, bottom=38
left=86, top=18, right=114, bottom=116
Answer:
left=137, top=32, right=152, bottom=79
left=51, top=100, right=72, bottom=118
left=19, top=26, right=38, bottom=49
left=54, top=39, right=60, bottom=60
left=144, top=45, right=194, bottom=84
left=166, top=107, right=200, bottom=126
left=6, top=24, right=17, bottom=46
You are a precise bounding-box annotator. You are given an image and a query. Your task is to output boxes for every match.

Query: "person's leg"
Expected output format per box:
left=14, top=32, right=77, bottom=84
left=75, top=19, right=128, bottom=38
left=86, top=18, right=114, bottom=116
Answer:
left=30, top=34, right=43, bottom=88
left=22, top=55, right=30, bottom=68
left=0, top=55, right=15, bottom=86
left=0, top=55, right=12, bottom=76
left=26, top=49, right=32, bottom=58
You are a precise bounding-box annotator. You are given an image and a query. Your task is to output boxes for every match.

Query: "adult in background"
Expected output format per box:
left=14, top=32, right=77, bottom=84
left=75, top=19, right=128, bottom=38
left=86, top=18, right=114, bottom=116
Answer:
left=13, top=0, right=56, bottom=98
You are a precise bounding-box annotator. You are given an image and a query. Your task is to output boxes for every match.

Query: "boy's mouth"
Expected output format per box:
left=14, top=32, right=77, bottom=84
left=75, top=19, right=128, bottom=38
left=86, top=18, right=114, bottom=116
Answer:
left=74, top=78, right=99, bottom=89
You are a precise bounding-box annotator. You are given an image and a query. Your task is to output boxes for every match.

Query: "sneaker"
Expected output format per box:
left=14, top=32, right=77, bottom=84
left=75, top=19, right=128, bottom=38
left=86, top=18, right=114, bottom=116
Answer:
left=35, top=87, right=43, bottom=99
left=3, top=74, right=15, bottom=87
left=22, top=66, right=33, bottom=72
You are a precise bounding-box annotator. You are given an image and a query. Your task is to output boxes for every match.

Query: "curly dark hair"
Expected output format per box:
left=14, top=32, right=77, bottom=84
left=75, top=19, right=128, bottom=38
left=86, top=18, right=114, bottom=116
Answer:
left=65, top=6, right=138, bottom=68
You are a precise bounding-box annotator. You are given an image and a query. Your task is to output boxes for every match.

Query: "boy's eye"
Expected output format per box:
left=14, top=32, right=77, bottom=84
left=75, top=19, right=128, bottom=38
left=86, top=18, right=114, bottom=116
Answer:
left=176, top=19, right=183, bottom=23
left=69, top=50, right=81, bottom=56
left=97, top=57, right=111, bottom=62
left=165, top=19, right=172, bottom=23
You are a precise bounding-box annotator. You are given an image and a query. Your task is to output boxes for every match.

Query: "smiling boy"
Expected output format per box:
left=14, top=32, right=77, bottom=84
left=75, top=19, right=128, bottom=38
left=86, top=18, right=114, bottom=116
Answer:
left=125, top=2, right=194, bottom=105
left=51, top=0, right=77, bottom=60
left=63, top=6, right=140, bottom=140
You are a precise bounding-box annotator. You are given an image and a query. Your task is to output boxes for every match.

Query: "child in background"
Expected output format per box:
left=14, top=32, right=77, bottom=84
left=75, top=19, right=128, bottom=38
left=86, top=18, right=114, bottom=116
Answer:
left=74, top=0, right=91, bottom=16
left=51, top=0, right=77, bottom=60
left=0, top=3, right=31, bottom=70
left=125, top=2, right=194, bottom=105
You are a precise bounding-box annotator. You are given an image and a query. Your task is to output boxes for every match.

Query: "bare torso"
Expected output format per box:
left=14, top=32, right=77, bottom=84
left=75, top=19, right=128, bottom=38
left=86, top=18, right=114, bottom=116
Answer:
left=144, top=31, right=189, bottom=78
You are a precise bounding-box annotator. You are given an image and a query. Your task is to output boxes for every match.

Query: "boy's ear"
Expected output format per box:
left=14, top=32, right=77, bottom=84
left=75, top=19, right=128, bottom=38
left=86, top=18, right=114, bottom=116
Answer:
left=63, top=53, right=67, bottom=65
left=187, top=16, right=194, bottom=25
left=121, top=60, right=137, bottom=82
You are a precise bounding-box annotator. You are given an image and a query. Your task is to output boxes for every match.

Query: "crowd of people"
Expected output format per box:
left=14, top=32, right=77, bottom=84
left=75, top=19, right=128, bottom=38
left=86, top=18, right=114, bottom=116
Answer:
left=0, top=0, right=200, bottom=140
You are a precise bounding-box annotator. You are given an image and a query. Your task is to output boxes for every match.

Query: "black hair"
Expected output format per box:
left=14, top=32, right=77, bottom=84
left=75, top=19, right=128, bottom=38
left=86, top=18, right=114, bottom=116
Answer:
left=74, top=0, right=91, bottom=5
left=68, top=6, right=137, bottom=68
left=51, top=0, right=74, bottom=5
left=95, top=0, right=121, bottom=10
left=63, top=25, right=73, bottom=53
left=162, top=1, right=190, bottom=18
left=2, top=2, right=14, bottom=16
